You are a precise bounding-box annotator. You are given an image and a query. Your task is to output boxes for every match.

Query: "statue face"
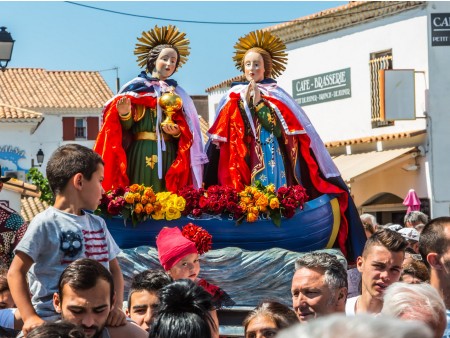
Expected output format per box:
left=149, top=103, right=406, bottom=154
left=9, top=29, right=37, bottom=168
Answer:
left=152, top=47, right=178, bottom=80
left=244, top=51, right=265, bottom=82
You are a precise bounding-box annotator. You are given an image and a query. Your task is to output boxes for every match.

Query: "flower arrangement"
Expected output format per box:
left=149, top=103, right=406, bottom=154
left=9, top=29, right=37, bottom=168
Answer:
left=181, top=223, right=212, bottom=254
left=96, top=183, right=186, bottom=226
left=97, top=182, right=308, bottom=226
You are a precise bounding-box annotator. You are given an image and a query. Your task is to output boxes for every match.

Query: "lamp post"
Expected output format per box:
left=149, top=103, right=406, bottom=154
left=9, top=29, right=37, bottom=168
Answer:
left=31, top=149, right=45, bottom=167
left=0, top=27, right=15, bottom=71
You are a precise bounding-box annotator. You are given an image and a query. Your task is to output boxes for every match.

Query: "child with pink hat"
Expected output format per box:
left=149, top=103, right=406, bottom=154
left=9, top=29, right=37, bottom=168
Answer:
left=156, top=223, right=234, bottom=308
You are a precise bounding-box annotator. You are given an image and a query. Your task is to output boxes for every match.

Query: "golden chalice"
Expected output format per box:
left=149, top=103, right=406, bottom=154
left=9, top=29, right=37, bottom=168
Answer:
left=159, top=89, right=183, bottom=127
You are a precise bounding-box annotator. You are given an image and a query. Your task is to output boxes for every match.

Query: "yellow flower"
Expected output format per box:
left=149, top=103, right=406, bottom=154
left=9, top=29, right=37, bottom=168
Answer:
left=253, top=191, right=262, bottom=200
left=124, top=192, right=135, bottom=204
left=175, top=196, right=186, bottom=211
left=166, top=206, right=181, bottom=220
left=134, top=203, right=143, bottom=214
left=144, top=203, right=154, bottom=215
left=241, top=196, right=251, bottom=204
left=247, top=212, right=258, bottom=222
left=152, top=210, right=165, bottom=220
left=269, top=197, right=280, bottom=209
left=249, top=206, right=259, bottom=215
left=134, top=193, right=141, bottom=202
left=156, top=191, right=172, bottom=202
left=267, top=184, right=276, bottom=194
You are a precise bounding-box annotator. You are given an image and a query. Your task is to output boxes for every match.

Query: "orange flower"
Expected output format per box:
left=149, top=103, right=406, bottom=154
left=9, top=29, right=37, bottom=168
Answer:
left=144, top=203, right=154, bottom=215
left=247, top=212, right=258, bottom=222
left=129, top=184, right=141, bottom=193
left=134, top=203, right=143, bottom=214
left=269, top=197, right=280, bottom=209
left=141, top=195, right=149, bottom=205
left=239, top=201, right=248, bottom=212
left=256, top=194, right=269, bottom=207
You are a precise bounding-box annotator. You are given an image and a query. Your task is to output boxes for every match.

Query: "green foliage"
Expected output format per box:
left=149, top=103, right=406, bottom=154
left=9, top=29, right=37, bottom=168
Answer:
left=26, top=168, right=54, bottom=205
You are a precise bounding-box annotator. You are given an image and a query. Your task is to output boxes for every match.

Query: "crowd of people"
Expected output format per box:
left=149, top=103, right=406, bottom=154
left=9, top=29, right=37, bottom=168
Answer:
left=0, top=142, right=448, bottom=338
left=0, top=23, right=448, bottom=338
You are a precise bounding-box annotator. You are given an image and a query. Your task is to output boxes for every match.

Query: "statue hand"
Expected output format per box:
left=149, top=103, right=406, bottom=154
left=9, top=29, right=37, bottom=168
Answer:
left=162, top=123, right=181, bottom=136
left=116, top=97, right=131, bottom=116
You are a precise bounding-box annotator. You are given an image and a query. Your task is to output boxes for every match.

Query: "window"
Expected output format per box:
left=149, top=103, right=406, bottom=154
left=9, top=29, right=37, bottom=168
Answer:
left=75, top=118, right=87, bottom=139
left=63, top=117, right=99, bottom=141
left=369, top=50, right=394, bottom=128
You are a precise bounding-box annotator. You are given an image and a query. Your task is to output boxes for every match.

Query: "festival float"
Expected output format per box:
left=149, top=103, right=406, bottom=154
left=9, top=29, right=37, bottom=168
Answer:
left=94, top=26, right=366, bottom=308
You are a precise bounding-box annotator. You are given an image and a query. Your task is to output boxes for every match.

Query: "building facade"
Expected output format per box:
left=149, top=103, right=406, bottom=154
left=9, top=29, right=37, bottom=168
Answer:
left=206, top=1, right=450, bottom=223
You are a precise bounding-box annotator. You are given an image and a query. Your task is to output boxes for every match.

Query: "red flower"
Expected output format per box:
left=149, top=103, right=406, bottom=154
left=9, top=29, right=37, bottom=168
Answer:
left=182, top=223, right=212, bottom=255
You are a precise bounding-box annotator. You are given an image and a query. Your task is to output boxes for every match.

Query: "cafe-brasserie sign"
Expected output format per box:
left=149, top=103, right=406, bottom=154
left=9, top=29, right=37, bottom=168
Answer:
left=292, top=68, right=351, bottom=107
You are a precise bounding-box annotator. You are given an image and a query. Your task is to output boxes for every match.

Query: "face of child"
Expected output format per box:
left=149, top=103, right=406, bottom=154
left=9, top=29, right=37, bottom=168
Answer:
left=168, top=253, right=200, bottom=281
left=80, top=163, right=105, bottom=212
left=152, top=48, right=178, bottom=80
left=0, top=290, right=15, bottom=309
left=244, top=51, right=265, bottom=83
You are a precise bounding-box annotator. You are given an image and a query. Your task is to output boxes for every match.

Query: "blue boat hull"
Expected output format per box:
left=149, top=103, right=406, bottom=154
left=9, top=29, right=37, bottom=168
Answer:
left=105, top=194, right=340, bottom=252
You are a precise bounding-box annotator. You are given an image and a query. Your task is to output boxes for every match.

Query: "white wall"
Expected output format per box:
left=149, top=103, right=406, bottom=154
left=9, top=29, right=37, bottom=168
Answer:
left=277, top=8, right=429, bottom=143
left=426, top=1, right=450, bottom=216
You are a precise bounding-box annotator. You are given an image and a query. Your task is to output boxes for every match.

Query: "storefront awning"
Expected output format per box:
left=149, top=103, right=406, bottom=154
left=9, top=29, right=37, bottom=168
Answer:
left=333, top=147, right=416, bottom=183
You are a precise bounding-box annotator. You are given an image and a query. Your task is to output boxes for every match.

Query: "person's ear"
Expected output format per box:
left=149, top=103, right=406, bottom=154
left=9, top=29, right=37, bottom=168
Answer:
left=336, top=287, right=347, bottom=306
left=427, top=253, right=442, bottom=270
left=356, top=256, right=364, bottom=272
left=53, top=292, right=62, bottom=313
left=73, top=173, right=83, bottom=190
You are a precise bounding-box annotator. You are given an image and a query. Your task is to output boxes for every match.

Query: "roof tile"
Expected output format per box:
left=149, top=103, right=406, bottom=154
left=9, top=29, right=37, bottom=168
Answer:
left=0, top=103, right=43, bottom=121
left=0, top=68, right=113, bottom=109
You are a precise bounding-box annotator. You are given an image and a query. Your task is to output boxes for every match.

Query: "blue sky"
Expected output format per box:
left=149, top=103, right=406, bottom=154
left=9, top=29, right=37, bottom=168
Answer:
left=2, top=1, right=344, bottom=95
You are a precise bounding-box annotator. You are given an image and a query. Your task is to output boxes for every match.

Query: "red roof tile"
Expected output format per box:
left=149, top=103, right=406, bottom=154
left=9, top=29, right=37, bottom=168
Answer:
left=0, top=68, right=113, bottom=109
left=0, top=103, right=43, bottom=121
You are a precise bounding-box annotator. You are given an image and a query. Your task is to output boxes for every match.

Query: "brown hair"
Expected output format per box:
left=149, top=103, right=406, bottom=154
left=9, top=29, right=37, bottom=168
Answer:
left=419, top=216, right=450, bottom=265
left=243, top=301, right=298, bottom=334
left=146, top=44, right=180, bottom=74
left=242, top=47, right=273, bottom=79
left=401, top=260, right=430, bottom=283
left=362, top=228, right=407, bottom=257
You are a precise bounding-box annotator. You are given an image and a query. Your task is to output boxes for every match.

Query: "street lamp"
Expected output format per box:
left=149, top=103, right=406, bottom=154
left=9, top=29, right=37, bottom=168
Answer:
left=31, top=149, right=45, bottom=167
left=0, top=26, right=15, bottom=71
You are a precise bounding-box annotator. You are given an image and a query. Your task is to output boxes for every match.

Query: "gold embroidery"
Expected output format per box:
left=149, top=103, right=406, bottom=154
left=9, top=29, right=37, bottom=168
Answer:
left=146, top=155, right=158, bottom=169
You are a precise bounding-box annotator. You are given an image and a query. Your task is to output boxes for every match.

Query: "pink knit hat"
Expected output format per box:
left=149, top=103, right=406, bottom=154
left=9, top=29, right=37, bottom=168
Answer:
left=156, top=227, right=198, bottom=271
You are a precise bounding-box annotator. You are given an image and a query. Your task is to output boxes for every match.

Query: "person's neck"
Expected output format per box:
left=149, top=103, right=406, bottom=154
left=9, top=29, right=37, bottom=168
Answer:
left=430, top=270, right=450, bottom=309
left=357, top=290, right=383, bottom=314
left=53, top=195, right=84, bottom=216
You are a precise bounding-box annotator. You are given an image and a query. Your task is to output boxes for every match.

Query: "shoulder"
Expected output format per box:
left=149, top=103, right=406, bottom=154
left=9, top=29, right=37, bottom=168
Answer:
left=107, top=322, right=147, bottom=338
left=345, top=296, right=359, bottom=316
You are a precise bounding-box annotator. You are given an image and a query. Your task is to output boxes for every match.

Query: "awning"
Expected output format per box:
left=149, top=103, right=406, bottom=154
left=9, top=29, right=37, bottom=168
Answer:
left=333, top=147, right=416, bottom=183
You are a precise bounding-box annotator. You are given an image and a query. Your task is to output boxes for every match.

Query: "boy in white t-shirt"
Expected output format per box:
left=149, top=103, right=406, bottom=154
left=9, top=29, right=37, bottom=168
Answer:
left=8, top=144, right=126, bottom=336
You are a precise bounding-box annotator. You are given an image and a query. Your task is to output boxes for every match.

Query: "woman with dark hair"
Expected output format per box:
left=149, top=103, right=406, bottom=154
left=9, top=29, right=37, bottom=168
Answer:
left=149, top=279, right=215, bottom=338
left=243, top=301, right=298, bottom=338
left=95, top=25, right=207, bottom=193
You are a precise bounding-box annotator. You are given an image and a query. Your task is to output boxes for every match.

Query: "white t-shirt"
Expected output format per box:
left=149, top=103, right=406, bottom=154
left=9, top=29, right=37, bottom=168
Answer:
left=345, top=296, right=359, bottom=316
left=15, top=207, right=121, bottom=318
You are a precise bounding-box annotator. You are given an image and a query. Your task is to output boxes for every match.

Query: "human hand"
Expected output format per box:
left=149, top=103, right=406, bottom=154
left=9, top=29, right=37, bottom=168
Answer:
left=22, top=315, right=45, bottom=336
left=116, top=97, right=131, bottom=116
left=161, top=123, right=181, bottom=136
left=246, top=80, right=261, bottom=104
left=107, top=306, right=127, bottom=327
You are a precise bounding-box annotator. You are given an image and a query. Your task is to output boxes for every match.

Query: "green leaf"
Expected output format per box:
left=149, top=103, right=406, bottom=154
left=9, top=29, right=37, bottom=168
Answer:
left=271, top=212, right=282, bottom=227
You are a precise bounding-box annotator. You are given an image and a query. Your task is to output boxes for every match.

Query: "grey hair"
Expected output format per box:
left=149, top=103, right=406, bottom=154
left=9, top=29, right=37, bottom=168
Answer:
left=294, top=252, right=347, bottom=290
left=381, top=282, right=445, bottom=333
left=360, top=213, right=377, bottom=226
left=404, top=211, right=429, bottom=225
left=276, top=314, right=433, bottom=338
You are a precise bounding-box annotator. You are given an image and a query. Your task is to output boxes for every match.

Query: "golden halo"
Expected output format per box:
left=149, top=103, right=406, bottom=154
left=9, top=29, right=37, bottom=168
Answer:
left=233, top=30, right=287, bottom=78
left=134, top=25, right=190, bottom=70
